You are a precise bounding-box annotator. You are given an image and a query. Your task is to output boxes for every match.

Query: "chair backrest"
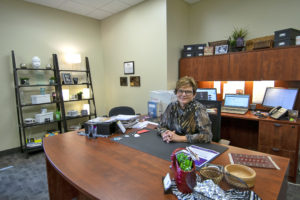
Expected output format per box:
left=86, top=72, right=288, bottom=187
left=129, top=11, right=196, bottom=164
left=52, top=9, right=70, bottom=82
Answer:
left=109, top=106, right=135, bottom=117
left=198, top=100, right=222, bottom=142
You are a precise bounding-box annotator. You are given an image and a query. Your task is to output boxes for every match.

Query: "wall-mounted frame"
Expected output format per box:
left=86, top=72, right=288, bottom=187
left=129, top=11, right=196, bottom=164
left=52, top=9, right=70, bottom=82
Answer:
left=120, top=77, right=128, bottom=86
left=130, top=76, right=140, bottom=87
left=124, top=61, right=134, bottom=75
left=62, top=73, right=72, bottom=84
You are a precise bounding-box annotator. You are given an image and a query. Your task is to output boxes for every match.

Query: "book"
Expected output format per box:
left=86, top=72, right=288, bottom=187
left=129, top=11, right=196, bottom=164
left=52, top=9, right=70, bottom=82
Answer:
left=228, top=153, right=280, bottom=170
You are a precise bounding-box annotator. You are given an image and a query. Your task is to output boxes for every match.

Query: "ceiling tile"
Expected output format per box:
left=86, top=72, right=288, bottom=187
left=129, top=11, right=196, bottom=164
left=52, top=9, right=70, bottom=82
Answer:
left=101, top=0, right=130, bottom=13
left=24, top=0, right=66, bottom=8
left=70, top=0, right=113, bottom=8
left=87, top=9, right=113, bottom=20
left=119, top=0, right=144, bottom=6
left=59, top=1, right=94, bottom=15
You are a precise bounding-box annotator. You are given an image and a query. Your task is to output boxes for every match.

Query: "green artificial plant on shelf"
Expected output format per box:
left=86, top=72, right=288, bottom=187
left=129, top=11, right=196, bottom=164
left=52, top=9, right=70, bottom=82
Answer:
left=20, top=77, right=30, bottom=85
left=77, top=91, right=83, bottom=100
left=228, top=27, right=248, bottom=51
left=177, top=152, right=193, bottom=172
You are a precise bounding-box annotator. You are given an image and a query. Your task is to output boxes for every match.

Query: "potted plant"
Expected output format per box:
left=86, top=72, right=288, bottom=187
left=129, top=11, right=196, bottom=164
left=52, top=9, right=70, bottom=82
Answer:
left=228, top=27, right=248, bottom=52
left=77, top=91, right=83, bottom=100
left=49, top=77, right=56, bottom=85
left=20, top=77, right=30, bottom=85
left=171, top=148, right=196, bottom=193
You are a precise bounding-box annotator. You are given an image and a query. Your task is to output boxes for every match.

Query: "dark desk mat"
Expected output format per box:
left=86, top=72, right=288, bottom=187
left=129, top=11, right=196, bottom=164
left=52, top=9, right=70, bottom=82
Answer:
left=112, top=129, right=228, bottom=162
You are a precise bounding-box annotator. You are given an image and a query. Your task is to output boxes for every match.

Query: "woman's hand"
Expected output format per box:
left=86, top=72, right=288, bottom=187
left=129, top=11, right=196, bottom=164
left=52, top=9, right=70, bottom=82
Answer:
left=161, top=130, right=187, bottom=143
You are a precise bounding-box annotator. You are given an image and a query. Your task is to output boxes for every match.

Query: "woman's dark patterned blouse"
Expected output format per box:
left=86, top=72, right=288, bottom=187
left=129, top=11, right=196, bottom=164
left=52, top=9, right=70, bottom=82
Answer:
left=157, top=100, right=212, bottom=143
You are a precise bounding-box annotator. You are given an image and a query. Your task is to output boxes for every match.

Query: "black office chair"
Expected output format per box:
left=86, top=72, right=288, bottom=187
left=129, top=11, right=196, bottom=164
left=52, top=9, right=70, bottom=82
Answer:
left=197, top=100, right=222, bottom=142
left=109, top=106, right=135, bottom=117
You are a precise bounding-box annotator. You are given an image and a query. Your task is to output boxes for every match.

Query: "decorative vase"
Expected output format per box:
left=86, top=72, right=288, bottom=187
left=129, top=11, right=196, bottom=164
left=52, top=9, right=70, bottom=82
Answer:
left=77, top=94, right=82, bottom=100
left=171, top=148, right=196, bottom=193
left=236, top=37, right=244, bottom=48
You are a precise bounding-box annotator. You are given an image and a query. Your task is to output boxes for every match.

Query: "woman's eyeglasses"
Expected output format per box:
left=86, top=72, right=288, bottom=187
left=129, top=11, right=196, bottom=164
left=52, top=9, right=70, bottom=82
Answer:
left=177, top=89, right=193, bottom=95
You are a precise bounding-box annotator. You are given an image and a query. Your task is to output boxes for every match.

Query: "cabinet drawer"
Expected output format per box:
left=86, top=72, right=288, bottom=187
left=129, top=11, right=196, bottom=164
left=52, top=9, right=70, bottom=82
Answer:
left=258, top=145, right=296, bottom=178
left=259, top=121, right=298, bottom=151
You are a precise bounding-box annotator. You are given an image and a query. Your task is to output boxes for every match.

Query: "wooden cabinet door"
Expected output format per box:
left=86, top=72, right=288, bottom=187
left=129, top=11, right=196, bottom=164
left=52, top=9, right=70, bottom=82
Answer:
left=179, top=57, right=198, bottom=80
left=201, top=54, right=229, bottom=81
left=229, top=51, right=262, bottom=80
left=258, top=121, right=298, bottom=151
left=262, top=46, right=300, bottom=80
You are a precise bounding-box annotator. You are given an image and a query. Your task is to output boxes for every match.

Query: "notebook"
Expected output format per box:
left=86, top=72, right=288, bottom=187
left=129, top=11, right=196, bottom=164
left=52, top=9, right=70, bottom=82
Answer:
left=221, top=94, right=250, bottom=115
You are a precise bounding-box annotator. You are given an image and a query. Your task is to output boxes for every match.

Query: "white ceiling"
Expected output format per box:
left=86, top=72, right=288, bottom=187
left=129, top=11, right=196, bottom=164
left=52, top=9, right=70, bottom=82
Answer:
left=24, top=0, right=201, bottom=21
left=23, top=0, right=145, bottom=20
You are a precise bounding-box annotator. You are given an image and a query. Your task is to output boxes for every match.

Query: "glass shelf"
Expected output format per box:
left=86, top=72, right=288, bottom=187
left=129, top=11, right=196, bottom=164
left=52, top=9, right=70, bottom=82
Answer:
left=23, top=120, right=62, bottom=128
left=18, top=84, right=57, bottom=88
left=64, top=98, right=93, bottom=103
left=59, top=69, right=89, bottom=72
left=16, top=68, right=54, bottom=71
left=65, top=113, right=96, bottom=120
left=21, top=101, right=60, bottom=107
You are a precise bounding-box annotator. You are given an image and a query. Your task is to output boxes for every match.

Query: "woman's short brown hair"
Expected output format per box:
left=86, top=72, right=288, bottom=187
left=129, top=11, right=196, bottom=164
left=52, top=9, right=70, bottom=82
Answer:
left=175, top=76, right=197, bottom=94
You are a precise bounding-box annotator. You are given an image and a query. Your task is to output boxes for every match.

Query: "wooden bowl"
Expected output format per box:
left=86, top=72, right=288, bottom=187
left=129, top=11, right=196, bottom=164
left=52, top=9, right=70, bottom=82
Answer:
left=224, top=164, right=256, bottom=188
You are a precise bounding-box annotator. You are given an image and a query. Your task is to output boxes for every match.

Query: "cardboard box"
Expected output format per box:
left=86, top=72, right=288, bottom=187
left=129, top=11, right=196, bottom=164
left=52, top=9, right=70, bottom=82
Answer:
left=31, top=94, right=50, bottom=104
left=35, top=112, right=53, bottom=123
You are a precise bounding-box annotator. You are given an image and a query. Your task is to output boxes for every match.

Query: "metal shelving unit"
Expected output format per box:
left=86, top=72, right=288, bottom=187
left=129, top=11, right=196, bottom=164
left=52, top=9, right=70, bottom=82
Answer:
left=52, top=54, right=97, bottom=132
left=11, top=51, right=98, bottom=155
left=11, top=50, right=64, bottom=154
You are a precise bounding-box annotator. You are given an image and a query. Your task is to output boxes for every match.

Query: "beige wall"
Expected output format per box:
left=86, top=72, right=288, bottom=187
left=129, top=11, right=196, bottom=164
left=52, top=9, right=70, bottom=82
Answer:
left=188, top=0, right=300, bottom=43
left=100, top=0, right=167, bottom=114
left=0, top=0, right=103, bottom=151
left=166, top=0, right=189, bottom=89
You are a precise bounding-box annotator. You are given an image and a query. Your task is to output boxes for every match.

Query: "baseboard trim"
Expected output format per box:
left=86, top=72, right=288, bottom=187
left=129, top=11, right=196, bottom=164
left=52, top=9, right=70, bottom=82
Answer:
left=0, top=147, right=21, bottom=156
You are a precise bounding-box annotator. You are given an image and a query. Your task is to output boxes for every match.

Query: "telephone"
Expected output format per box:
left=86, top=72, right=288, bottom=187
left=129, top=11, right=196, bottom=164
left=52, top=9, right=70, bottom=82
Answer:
left=269, top=106, right=288, bottom=119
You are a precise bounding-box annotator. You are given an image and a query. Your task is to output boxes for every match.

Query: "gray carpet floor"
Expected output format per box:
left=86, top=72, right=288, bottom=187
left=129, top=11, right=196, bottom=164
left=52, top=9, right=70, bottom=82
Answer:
left=0, top=151, right=300, bottom=200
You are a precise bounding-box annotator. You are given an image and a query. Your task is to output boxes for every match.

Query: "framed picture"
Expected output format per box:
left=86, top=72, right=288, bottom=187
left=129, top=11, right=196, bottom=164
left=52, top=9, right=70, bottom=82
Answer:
left=130, top=76, right=140, bottom=87
left=62, top=73, right=72, bottom=84
left=214, top=45, right=228, bottom=55
left=120, top=77, right=128, bottom=86
left=124, top=61, right=134, bottom=75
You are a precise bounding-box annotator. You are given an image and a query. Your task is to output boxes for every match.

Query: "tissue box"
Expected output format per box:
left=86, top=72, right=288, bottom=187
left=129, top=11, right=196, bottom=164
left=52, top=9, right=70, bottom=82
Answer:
left=35, top=112, right=53, bottom=123
left=31, top=94, right=50, bottom=104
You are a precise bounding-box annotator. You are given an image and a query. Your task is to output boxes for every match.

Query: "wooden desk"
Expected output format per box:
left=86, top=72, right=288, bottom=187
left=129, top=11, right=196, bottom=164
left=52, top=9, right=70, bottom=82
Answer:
left=221, top=111, right=300, bottom=182
left=44, top=131, right=289, bottom=200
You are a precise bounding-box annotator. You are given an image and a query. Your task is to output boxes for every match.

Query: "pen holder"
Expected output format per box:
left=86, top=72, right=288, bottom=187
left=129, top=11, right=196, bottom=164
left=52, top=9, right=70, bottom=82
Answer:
left=171, top=148, right=196, bottom=194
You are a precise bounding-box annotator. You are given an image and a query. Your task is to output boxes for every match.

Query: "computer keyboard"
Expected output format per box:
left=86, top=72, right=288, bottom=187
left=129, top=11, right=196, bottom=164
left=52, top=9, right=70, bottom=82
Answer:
left=221, top=108, right=248, bottom=115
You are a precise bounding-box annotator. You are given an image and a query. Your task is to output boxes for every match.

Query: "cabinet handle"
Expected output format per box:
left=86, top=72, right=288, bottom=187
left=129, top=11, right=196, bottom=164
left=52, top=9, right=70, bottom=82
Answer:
left=274, top=123, right=281, bottom=127
left=272, top=147, right=280, bottom=152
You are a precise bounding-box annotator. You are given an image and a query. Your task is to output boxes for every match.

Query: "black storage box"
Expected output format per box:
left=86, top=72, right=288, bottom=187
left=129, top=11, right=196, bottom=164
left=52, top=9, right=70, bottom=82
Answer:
left=84, top=121, right=117, bottom=136
left=194, top=44, right=207, bottom=51
left=274, top=28, right=300, bottom=41
left=182, top=51, right=195, bottom=58
left=183, top=45, right=195, bottom=51
left=274, top=39, right=295, bottom=47
left=195, top=51, right=204, bottom=56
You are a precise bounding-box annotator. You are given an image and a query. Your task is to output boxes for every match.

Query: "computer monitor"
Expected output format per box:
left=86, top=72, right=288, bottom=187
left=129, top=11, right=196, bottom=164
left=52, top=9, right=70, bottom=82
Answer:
left=262, top=87, right=298, bottom=110
left=195, top=88, right=217, bottom=101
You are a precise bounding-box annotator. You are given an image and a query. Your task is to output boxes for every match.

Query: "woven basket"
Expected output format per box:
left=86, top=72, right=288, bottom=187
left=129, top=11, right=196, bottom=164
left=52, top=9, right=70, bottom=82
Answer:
left=208, top=40, right=228, bottom=47
left=246, top=35, right=274, bottom=51
left=199, top=167, right=223, bottom=185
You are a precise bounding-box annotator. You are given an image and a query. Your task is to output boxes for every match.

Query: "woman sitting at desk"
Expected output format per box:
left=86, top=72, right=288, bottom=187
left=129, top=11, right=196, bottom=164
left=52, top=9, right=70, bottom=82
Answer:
left=158, top=76, right=212, bottom=143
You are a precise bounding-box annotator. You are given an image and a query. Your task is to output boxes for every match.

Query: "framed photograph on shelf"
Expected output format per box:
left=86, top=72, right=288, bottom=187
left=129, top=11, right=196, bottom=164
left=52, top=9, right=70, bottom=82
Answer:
left=124, top=61, right=134, bottom=75
left=120, top=77, right=128, bottom=86
left=62, top=73, right=72, bottom=84
left=130, top=76, right=140, bottom=87
left=214, top=45, right=228, bottom=55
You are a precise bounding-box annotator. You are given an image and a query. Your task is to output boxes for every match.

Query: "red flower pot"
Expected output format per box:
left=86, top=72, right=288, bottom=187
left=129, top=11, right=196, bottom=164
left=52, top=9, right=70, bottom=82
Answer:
left=171, top=148, right=196, bottom=193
